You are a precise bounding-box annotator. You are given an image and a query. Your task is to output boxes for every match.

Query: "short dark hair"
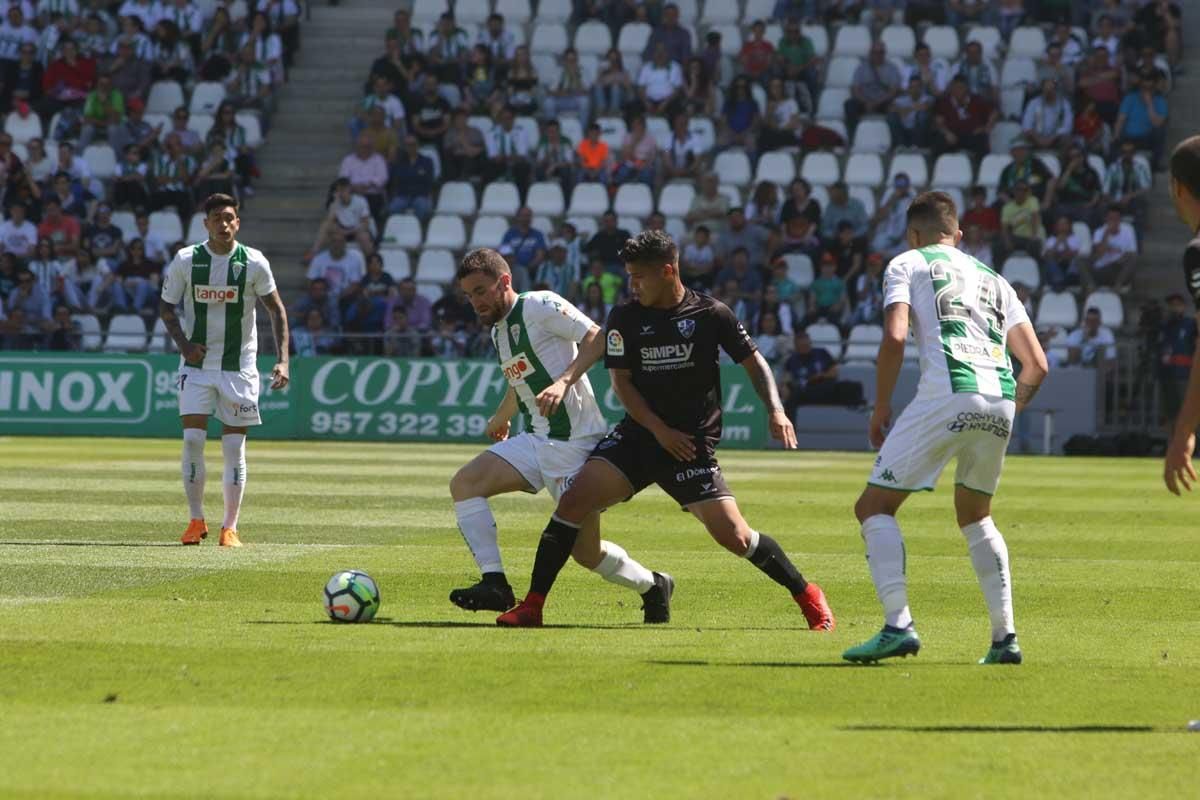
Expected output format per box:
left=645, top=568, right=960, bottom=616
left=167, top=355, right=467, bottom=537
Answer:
left=906, top=191, right=959, bottom=237
left=1106, top=204, right=1123, bottom=216
left=456, top=247, right=511, bottom=281
left=333, top=176, right=351, bottom=189
left=203, top=193, right=238, bottom=216
left=618, top=229, right=677, bottom=266
left=1086, top=306, right=1102, bottom=317
left=1170, top=135, right=1200, bottom=202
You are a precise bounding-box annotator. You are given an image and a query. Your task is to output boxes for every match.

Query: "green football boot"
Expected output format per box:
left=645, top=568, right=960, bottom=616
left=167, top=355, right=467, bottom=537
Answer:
left=979, top=634, right=1022, bottom=665
left=843, top=626, right=922, bottom=663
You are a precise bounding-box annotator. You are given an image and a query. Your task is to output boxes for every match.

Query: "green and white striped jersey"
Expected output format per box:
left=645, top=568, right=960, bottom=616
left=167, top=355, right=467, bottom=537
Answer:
left=160, top=241, right=276, bottom=373
left=883, top=244, right=1029, bottom=401
left=491, top=291, right=608, bottom=441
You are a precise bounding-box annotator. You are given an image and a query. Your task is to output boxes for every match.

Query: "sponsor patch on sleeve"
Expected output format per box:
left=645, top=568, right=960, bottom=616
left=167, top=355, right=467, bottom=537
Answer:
left=607, top=329, right=625, bottom=356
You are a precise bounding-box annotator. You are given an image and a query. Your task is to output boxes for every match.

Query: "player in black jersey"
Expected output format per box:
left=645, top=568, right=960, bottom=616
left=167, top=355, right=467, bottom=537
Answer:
left=497, top=230, right=835, bottom=629
left=1164, top=135, right=1200, bottom=494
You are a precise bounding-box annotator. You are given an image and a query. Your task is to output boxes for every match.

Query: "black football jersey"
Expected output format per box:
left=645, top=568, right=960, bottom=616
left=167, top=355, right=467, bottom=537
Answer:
left=603, top=289, right=756, bottom=439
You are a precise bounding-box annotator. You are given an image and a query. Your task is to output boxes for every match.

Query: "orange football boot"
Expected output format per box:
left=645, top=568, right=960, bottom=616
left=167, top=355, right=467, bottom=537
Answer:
left=219, top=528, right=243, bottom=548
left=181, top=519, right=208, bottom=545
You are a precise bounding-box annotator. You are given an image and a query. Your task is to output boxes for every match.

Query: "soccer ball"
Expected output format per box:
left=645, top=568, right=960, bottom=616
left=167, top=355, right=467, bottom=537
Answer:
left=323, top=570, right=380, bottom=623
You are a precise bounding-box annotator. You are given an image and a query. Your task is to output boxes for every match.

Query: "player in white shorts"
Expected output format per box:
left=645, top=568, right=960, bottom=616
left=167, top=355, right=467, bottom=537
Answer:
left=448, top=248, right=673, bottom=622
left=842, top=192, right=1048, bottom=665
left=158, top=193, right=290, bottom=548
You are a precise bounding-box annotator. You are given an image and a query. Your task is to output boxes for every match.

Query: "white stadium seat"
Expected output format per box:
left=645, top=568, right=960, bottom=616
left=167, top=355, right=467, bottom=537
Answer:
left=574, top=20, right=613, bottom=56
left=148, top=210, right=183, bottom=243
left=104, top=314, right=147, bottom=352
left=1000, top=56, right=1037, bottom=89
left=83, top=144, right=116, bottom=179
left=495, top=0, right=532, bottom=23
left=111, top=211, right=138, bottom=241
left=931, top=153, right=974, bottom=189
left=887, top=152, right=928, bottom=187
left=816, top=88, right=850, bottom=120
left=467, top=115, right=494, bottom=138
left=479, top=182, right=521, bottom=217
left=597, top=116, right=628, bottom=150
left=410, top=0, right=443, bottom=23
left=148, top=317, right=173, bottom=353
left=964, top=26, right=1003, bottom=60
left=755, top=151, right=796, bottom=185
left=3, top=111, right=41, bottom=144
left=526, top=181, right=566, bottom=217
left=532, top=0, right=570, bottom=23
left=235, top=111, right=263, bottom=148
left=189, top=81, right=225, bottom=114
left=186, top=212, right=205, bottom=243
left=832, top=24, right=871, bottom=58
left=469, top=216, right=508, bottom=249
left=381, top=214, right=422, bottom=250
left=1084, top=290, right=1124, bottom=328
left=531, top=23, right=569, bottom=54
left=614, top=184, right=654, bottom=218
left=1001, top=88, right=1027, bottom=119
left=688, top=118, right=716, bottom=153
left=1008, top=26, right=1047, bottom=59
left=800, top=152, right=840, bottom=186
left=146, top=81, right=184, bottom=114
left=851, top=118, right=892, bottom=153
left=618, top=22, right=652, bottom=56
left=714, top=150, right=752, bottom=186
left=617, top=214, right=642, bottom=233
left=977, top=154, right=1012, bottom=188
left=848, top=185, right=876, bottom=217
left=647, top=115, right=672, bottom=150
left=665, top=216, right=687, bottom=242
left=806, top=323, right=843, bottom=358
left=453, top=0, right=490, bottom=25
left=802, top=24, right=829, bottom=57
left=711, top=24, right=743, bottom=56
left=416, top=249, right=456, bottom=284
left=1002, top=254, right=1041, bottom=290
left=72, top=313, right=102, bottom=351
left=823, top=56, right=860, bottom=90
left=186, top=113, right=214, bottom=141
left=415, top=281, right=443, bottom=304
left=568, top=183, right=610, bottom=216
left=879, top=24, right=916, bottom=59
left=435, top=181, right=477, bottom=216
left=1036, top=292, right=1079, bottom=329
left=424, top=215, right=466, bottom=250
left=990, top=121, right=1022, bottom=154
left=566, top=215, right=599, bottom=239
left=1036, top=152, right=1061, bottom=178
left=922, top=25, right=960, bottom=61
left=701, top=0, right=739, bottom=25
left=1073, top=222, right=1093, bottom=257
left=743, top=0, right=775, bottom=23
left=844, top=153, right=883, bottom=187
left=782, top=254, right=813, bottom=289
left=844, top=324, right=883, bottom=362
left=381, top=249, right=411, bottom=280
left=658, top=183, right=695, bottom=217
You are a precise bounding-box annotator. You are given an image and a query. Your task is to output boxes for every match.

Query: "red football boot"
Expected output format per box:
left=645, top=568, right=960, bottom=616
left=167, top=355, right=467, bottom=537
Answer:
left=795, top=582, right=835, bottom=631
left=496, top=594, right=545, bottom=627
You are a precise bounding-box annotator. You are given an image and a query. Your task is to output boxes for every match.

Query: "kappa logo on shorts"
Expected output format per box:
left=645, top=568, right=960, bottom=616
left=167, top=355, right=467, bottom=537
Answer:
left=677, top=319, right=696, bottom=338
left=607, top=329, right=625, bottom=356
left=879, top=469, right=897, bottom=483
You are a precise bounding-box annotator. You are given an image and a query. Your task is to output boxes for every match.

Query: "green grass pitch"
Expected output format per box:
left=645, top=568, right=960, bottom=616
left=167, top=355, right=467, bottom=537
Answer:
left=0, top=436, right=1197, bottom=798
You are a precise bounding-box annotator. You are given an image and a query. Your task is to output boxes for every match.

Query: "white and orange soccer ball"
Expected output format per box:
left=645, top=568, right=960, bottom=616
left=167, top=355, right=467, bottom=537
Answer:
left=323, top=570, right=380, bottom=623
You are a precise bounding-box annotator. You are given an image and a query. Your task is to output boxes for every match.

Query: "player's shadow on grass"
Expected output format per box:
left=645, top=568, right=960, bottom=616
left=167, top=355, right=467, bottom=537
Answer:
left=842, top=724, right=1160, bottom=734
left=245, top=619, right=653, bottom=630
left=648, top=659, right=860, bottom=668
left=0, top=540, right=179, bottom=547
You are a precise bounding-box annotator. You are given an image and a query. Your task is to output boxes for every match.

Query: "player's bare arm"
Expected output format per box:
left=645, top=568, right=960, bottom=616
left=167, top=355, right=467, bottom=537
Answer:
left=261, top=289, right=290, bottom=389
left=1164, top=242, right=1200, bottom=494
left=739, top=351, right=797, bottom=449
left=610, top=367, right=697, bottom=462
left=870, top=302, right=909, bottom=449
left=158, top=298, right=206, bottom=363
left=486, top=386, right=518, bottom=442
left=1006, top=322, right=1049, bottom=414
left=536, top=323, right=603, bottom=418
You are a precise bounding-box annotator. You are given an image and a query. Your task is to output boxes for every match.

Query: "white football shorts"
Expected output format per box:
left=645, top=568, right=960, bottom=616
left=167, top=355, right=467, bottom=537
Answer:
left=177, top=366, right=262, bottom=427
left=488, top=432, right=602, bottom=501
left=868, top=392, right=1016, bottom=496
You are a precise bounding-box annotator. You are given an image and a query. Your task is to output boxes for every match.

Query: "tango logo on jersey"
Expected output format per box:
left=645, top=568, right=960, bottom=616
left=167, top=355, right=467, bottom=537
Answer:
left=640, top=343, right=694, bottom=371
left=607, top=330, right=625, bottom=356
left=194, top=285, right=239, bottom=304
left=500, top=352, right=533, bottom=382
left=677, top=319, right=696, bottom=338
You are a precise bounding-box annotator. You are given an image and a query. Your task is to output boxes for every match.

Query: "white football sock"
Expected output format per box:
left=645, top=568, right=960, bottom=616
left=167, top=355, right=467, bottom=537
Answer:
left=181, top=428, right=206, bottom=519
left=454, top=497, right=503, bottom=575
left=862, top=514, right=913, bottom=630
left=961, top=516, right=1015, bottom=641
left=221, top=433, right=246, bottom=530
left=592, top=540, right=656, bottom=594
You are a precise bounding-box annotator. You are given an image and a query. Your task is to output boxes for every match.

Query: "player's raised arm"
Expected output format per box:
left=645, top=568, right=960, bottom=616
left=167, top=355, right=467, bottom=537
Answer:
left=739, top=351, right=796, bottom=449
left=1006, top=322, right=1049, bottom=413
left=871, top=301, right=909, bottom=449
left=260, top=289, right=290, bottom=389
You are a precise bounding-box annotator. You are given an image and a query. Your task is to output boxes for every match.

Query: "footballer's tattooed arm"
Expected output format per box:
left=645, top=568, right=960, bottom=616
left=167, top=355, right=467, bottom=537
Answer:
left=261, top=290, right=291, bottom=389
left=158, top=299, right=205, bottom=363
left=741, top=352, right=798, bottom=449
left=1015, top=382, right=1041, bottom=408
left=1006, top=322, right=1049, bottom=414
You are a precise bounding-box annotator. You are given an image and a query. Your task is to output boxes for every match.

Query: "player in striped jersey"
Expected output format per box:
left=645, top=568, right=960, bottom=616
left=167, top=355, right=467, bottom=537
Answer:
left=844, top=192, right=1048, bottom=665
left=448, top=248, right=672, bottom=621
left=158, top=193, right=290, bottom=548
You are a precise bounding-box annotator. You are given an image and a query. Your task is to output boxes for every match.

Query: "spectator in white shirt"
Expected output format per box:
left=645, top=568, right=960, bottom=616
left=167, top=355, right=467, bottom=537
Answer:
left=1041, top=216, right=1082, bottom=292
left=906, top=43, right=950, bottom=96
left=1066, top=306, right=1117, bottom=367
left=0, top=201, right=38, bottom=258
left=476, top=12, right=515, bottom=74
left=870, top=173, right=915, bottom=260
left=338, top=133, right=388, bottom=221
left=312, top=176, right=374, bottom=257
left=662, top=112, right=704, bottom=181
left=483, top=107, right=532, bottom=193
left=306, top=235, right=365, bottom=304
left=1091, top=15, right=1121, bottom=63
left=637, top=42, right=684, bottom=118
left=1021, top=78, right=1074, bottom=150
left=1081, top=205, right=1137, bottom=293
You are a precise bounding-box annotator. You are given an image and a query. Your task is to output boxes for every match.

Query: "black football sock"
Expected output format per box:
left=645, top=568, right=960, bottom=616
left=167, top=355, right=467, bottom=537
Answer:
left=746, top=532, right=809, bottom=594
left=481, top=572, right=509, bottom=587
left=528, top=515, right=582, bottom=597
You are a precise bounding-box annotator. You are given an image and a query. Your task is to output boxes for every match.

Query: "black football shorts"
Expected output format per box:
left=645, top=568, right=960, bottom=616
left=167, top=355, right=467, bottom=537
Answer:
left=587, top=421, right=733, bottom=509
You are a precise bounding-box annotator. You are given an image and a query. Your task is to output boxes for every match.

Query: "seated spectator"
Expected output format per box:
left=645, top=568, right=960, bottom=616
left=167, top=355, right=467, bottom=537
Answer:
left=84, top=204, right=124, bottom=265
left=781, top=330, right=864, bottom=417
left=584, top=212, right=631, bottom=271
left=642, top=3, right=691, bottom=66
left=23, top=137, right=53, bottom=186
left=1134, top=0, right=1182, bottom=71
left=870, top=173, right=915, bottom=260
left=484, top=107, right=532, bottom=194
left=1114, top=69, right=1168, bottom=170
left=534, top=239, right=577, bottom=300
left=663, top=113, right=704, bottom=182
left=28, top=238, right=83, bottom=312
left=755, top=283, right=794, bottom=336
left=754, top=310, right=790, bottom=367
left=889, top=76, right=934, bottom=149
left=768, top=259, right=800, bottom=308
left=361, top=253, right=395, bottom=299
left=192, top=140, right=237, bottom=200
left=339, top=132, right=388, bottom=222
left=1013, top=282, right=1035, bottom=319
left=685, top=174, right=729, bottom=234
left=342, top=292, right=387, bottom=354
left=1159, top=293, right=1195, bottom=429
left=116, top=238, right=160, bottom=318
left=1036, top=43, right=1075, bottom=97
left=715, top=247, right=763, bottom=312
left=307, top=235, right=365, bottom=306
left=0, top=201, right=37, bottom=258
left=638, top=42, right=685, bottom=120
left=820, top=182, right=868, bottom=245
left=845, top=41, right=902, bottom=137
left=36, top=197, right=80, bottom=259
left=933, top=76, right=996, bottom=160
left=612, top=114, right=658, bottom=186
left=746, top=181, right=781, bottom=231
left=409, top=74, right=451, bottom=153
left=225, top=43, right=274, bottom=113
left=462, top=45, right=497, bottom=111
left=1077, top=45, right=1121, bottom=124
left=6, top=268, right=52, bottom=334
left=804, top=254, right=847, bottom=327
left=352, top=74, right=405, bottom=146
left=79, top=71, right=124, bottom=148
left=947, top=0, right=990, bottom=27
left=313, top=177, right=374, bottom=257
left=1091, top=14, right=1121, bottom=63
left=998, top=139, right=1053, bottom=204
left=502, top=46, right=539, bottom=116
left=39, top=37, right=94, bottom=118
left=543, top=47, right=590, bottom=123
left=476, top=12, right=515, bottom=78
left=241, top=11, right=285, bottom=85
left=428, top=315, right=467, bottom=358
left=106, top=38, right=152, bottom=103
left=780, top=178, right=821, bottom=233
left=777, top=18, right=822, bottom=100
left=388, top=135, right=435, bottom=219
left=500, top=207, right=546, bottom=291
left=49, top=171, right=87, bottom=219
left=47, top=304, right=80, bottom=350
left=593, top=48, right=634, bottom=117
left=293, top=308, right=336, bottom=356
left=577, top=281, right=609, bottom=324
left=953, top=40, right=999, bottom=104
left=441, top=109, right=486, bottom=182
left=576, top=122, right=612, bottom=184
left=108, top=96, right=158, bottom=159
left=1065, top=306, right=1117, bottom=366
left=718, top=75, right=759, bottom=151
left=133, top=213, right=168, bottom=265
left=3, top=42, right=42, bottom=112
left=1103, top=140, right=1151, bottom=231
left=681, top=225, right=717, bottom=289
left=160, top=107, right=203, bottom=158
left=386, top=278, right=432, bottom=333
left=1046, top=146, right=1103, bottom=228
left=1042, top=216, right=1082, bottom=292
left=738, top=19, right=774, bottom=81
left=905, top=43, right=950, bottom=97
left=682, top=55, right=716, bottom=117
left=850, top=252, right=885, bottom=326
left=559, top=221, right=583, bottom=291
left=719, top=206, right=771, bottom=267
left=1000, top=181, right=1044, bottom=259
left=1081, top=206, right=1137, bottom=293
left=581, top=257, right=623, bottom=307
left=150, top=20, right=194, bottom=84
left=150, top=133, right=195, bottom=219
left=828, top=221, right=866, bottom=282
left=1021, top=78, right=1073, bottom=151
left=535, top=119, right=576, bottom=192
left=382, top=308, right=421, bottom=357
left=54, top=142, right=100, bottom=202
left=959, top=223, right=994, bottom=267
left=291, top=277, right=341, bottom=329
left=959, top=187, right=999, bottom=242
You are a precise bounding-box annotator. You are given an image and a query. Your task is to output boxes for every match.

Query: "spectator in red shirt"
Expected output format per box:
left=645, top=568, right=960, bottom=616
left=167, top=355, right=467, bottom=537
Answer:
left=39, top=40, right=96, bottom=118
left=932, top=75, right=996, bottom=160
left=36, top=197, right=81, bottom=259
left=738, top=20, right=775, bottom=80
left=961, top=186, right=1001, bottom=240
